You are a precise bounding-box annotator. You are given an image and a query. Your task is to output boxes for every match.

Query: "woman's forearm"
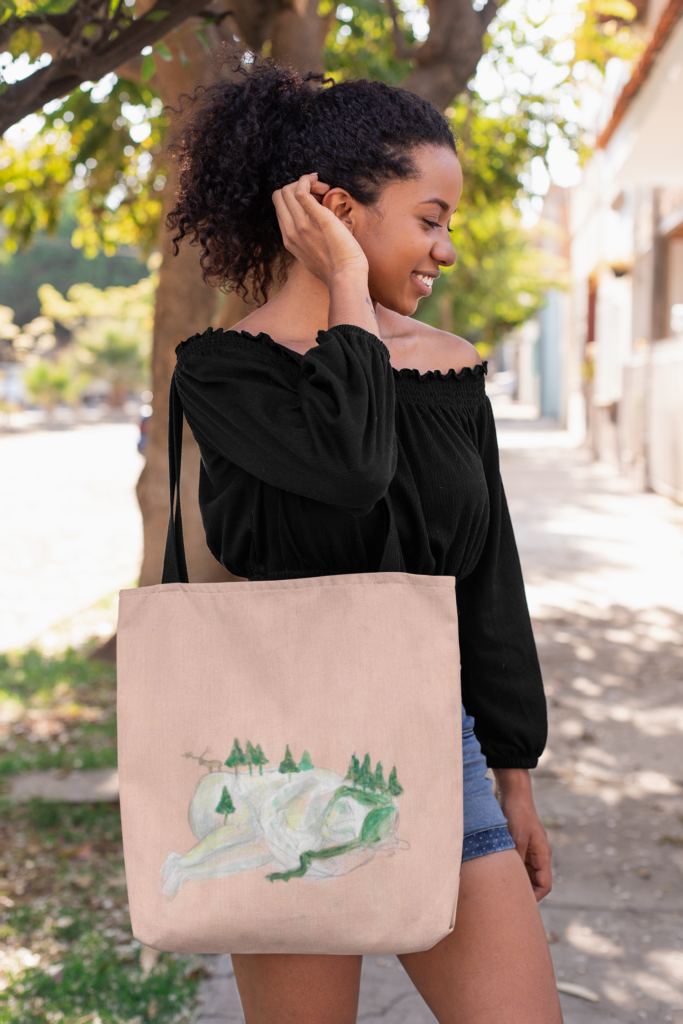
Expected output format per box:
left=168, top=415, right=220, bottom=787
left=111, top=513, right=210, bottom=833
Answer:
left=493, top=767, right=534, bottom=800
left=327, top=269, right=379, bottom=335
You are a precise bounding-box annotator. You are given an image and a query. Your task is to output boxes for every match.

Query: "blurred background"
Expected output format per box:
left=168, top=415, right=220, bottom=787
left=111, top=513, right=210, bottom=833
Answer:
left=0, top=1, right=682, bottom=1023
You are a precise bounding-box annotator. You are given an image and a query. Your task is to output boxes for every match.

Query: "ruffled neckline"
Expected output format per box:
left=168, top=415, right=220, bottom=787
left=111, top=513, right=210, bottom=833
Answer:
left=180, top=326, right=487, bottom=383
left=391, top=362, right=487, bottom=382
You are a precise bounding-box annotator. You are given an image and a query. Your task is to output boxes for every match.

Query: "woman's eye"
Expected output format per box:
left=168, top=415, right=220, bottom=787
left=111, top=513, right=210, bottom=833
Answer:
left=424, top=220, right=440, bottom=229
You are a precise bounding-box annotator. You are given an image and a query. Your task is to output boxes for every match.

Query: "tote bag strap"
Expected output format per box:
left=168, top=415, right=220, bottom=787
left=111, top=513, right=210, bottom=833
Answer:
left=161, top=372, right=405, bottom=585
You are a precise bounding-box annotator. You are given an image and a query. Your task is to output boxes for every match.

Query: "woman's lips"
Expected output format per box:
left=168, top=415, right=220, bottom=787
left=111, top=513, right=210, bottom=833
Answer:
left=412, top=272, right=434, bottom=296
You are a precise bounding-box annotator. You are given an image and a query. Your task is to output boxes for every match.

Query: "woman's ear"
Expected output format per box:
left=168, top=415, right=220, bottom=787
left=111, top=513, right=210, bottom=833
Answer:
left=322, top=188, right=355, bottom=228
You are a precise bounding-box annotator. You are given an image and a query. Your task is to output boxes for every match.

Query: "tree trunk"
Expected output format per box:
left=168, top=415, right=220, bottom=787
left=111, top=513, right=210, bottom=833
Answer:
left=136, top=23, right=235, bottom=587
left=135, top=0, right=326, bottom=588
left=400, top=0, right=498, bottom=110
left=270, top=0, right=326, bottom=72
left=134, top=0, right=494, bottom=592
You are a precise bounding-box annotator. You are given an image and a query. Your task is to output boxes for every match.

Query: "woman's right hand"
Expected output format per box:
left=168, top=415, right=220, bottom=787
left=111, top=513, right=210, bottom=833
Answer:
left=272, top=173, right=369, bottom=288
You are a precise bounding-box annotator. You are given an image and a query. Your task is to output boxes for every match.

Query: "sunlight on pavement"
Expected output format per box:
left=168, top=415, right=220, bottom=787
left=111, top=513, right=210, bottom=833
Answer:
left=0, top=424, right=143, bottom=652
left=495, top=409, right=683, bottom=1024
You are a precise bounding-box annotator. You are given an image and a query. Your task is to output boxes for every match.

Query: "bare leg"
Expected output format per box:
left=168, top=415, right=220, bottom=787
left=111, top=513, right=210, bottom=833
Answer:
left=232, top=953, right=362, bottom=1024
left=399, top=849, right=563, bottom=1024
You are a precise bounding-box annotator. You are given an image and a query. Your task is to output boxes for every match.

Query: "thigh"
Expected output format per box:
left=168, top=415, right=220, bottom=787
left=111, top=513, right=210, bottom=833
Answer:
left=398, top=850, right=563, bottom=1024
left=232, top=952, right=362, bottom=1024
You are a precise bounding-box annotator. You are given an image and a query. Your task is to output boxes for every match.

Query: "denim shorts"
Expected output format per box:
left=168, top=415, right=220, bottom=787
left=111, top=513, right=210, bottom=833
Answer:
left=461, top=705, right=516, bottom=862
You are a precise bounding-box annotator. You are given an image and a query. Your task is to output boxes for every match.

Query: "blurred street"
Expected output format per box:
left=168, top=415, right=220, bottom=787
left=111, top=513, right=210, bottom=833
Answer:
left=2, top=411, right=683, bottom=1023
left=499, top=409, right=683, bottom=1024
left=0, top=423, right=143, bottom=653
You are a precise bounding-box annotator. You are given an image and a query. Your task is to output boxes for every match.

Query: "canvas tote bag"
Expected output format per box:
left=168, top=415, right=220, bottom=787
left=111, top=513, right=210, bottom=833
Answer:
left=117, top=373, right=463, bottom=955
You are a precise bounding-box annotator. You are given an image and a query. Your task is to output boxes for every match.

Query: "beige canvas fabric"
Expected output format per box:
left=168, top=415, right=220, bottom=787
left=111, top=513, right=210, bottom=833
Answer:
left=117, top=570, right=462, bottom=955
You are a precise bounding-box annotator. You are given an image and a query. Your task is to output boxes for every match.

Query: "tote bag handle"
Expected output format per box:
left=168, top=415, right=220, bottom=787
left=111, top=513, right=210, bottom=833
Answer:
left=161, top=373, right=405, bottom=585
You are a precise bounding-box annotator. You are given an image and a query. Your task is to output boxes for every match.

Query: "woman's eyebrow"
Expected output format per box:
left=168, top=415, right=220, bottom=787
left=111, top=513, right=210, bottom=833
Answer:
left=419, top=198, right=450, bottom=212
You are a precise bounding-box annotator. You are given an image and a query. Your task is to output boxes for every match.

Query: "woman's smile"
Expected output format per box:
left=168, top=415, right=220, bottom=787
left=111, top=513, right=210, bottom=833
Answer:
left=412, top=271, right=438, bottom=296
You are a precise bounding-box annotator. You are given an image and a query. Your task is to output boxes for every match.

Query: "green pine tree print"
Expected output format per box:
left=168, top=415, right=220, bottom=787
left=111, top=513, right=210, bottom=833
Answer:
left=225, top=738, right=246, bottom=774
left=387, top=766, right=403, bottom=796
left=298, top=750, right=314, bottom=771
left=252, top=743, right=269, bottom=775
left=373, top=761, right=386, bottom=792
left=345, top=754, right=360, bottom=787
left=278, top=745, right=300, bottom=781
left=215, top=785, right=236, bottom=824
left=245, top=740, right=257, bottom=775
left=358, top=753, right=373, bottom=791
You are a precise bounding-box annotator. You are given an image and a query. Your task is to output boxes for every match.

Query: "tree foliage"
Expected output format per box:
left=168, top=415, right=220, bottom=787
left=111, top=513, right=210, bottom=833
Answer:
left=345, top=753, right=360, bottom=786
left=387, top=765, right=403, bottom=796
left=225, top=738, right=246, bottom=774
left=0, top=76, right=166, bottom=255
left=0, top=0, right=648, bottom=352
left=358, top=753, right=373, bottom=790
left=298, top=749, right=314, bottom=771
left=278, top=744, right=299, bottom=779
left=0, top=0, right=209, bottom=134
left=215, top=784, right=236, bottom=823
left=22, top=350, right=87, bottom=410
left=252, top=743, right=269, bottom=775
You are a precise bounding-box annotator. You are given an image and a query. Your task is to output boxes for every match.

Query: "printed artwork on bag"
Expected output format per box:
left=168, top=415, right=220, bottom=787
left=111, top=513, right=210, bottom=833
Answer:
left=161, top=739, right=408, bottom=898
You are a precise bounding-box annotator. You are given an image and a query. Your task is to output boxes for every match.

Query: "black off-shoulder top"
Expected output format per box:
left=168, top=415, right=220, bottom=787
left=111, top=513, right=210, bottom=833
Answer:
left=174, top=323, right=547, bottom=769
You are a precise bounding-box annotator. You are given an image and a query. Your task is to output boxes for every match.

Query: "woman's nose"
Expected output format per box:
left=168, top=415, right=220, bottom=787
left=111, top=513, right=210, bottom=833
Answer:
left=433, top=236, right=456, bottom=268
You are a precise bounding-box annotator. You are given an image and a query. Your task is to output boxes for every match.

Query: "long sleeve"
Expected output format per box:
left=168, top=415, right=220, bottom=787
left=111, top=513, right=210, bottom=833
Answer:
left=456, top=398, right=547, bottom=768
left=174, top=324, right=397, bottom=517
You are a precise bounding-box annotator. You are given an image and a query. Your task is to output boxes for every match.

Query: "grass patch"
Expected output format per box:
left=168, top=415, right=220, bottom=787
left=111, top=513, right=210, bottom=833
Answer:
left=0, top=800, right=202, bottom=1023
left=0, top=649, right=117, bottom=777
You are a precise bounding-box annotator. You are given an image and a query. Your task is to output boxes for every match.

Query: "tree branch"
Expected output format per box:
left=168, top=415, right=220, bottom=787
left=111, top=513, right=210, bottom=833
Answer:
left=0, top=0, right=209, bottom=136
left=400, top=0, right=499, bottom=110
left=385, top=0, right=419, bottom=62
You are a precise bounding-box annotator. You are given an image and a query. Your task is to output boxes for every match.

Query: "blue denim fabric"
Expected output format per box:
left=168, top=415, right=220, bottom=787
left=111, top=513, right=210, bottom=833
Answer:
left=461, top=705, right=516, bottom=862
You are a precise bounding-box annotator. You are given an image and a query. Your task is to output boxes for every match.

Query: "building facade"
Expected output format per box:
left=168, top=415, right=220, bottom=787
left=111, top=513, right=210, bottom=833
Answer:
left=567, top=0, right=683, bottom=500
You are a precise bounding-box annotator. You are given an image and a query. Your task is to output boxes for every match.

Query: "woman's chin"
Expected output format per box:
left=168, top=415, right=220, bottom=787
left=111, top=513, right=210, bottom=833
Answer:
left=376, top=294, right=419, bottom=317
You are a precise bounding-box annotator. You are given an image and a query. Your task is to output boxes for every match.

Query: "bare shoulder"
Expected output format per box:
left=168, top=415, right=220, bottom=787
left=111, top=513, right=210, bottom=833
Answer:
left=416, top=321, right=483, bottom=370
left=376, top=306, right=482, bottom=374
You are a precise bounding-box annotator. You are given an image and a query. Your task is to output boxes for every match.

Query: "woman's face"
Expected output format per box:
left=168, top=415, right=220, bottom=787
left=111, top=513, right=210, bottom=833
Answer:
left=325, top=144, right=462, bottom=316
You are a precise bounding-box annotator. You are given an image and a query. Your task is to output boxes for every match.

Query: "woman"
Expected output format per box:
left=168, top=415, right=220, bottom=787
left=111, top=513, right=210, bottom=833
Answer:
left=168, top=61, right=562, bottom=1024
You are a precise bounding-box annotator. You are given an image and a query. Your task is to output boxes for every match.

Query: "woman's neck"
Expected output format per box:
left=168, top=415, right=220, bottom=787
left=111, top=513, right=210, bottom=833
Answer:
left=230, top=263, right=334, bottom=353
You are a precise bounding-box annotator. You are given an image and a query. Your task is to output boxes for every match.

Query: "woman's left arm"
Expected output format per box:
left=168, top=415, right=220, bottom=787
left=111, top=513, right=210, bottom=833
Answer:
left=493, top=768, right=553, bottom=900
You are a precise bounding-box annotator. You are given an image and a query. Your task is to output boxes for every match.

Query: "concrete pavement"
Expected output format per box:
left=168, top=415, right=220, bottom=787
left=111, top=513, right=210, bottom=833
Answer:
left=0, top=423, right=143, bottom=652
left=194, top=412, right=683, bottom=1023
left=3, top=414, right=682, bottom=1021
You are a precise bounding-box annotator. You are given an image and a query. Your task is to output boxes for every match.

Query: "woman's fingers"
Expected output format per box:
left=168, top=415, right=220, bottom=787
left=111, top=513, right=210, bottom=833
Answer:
left=286, top=174, right=333, bottom=221
left=310, top=180, right=331, bottom=205
left=523, top=829, right=553, bottom=901
left=271, top=172, right=367, bottom=286
left=271, top=189, right=295, bottom=235
left=271, top=188, right=299, bottom=254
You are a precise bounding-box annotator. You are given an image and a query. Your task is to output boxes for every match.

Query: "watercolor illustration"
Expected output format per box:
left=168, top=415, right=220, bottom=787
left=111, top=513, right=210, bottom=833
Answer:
left=161, top=740, right=407, bottom=898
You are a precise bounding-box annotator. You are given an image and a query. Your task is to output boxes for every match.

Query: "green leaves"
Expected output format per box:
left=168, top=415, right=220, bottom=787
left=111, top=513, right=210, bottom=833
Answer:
left=592, top=0, right=637, bottom=19
left=141, top=53, right=156, bottom=82
left=140, top=42, right=172, bottom=81
left=7, top=26, right=42, bottom=59
left=156, top=40, right=173, bottom=61
left=0, top=75, right=167, bottom=256
left=0, top=0, right=75, bottom=13
left=194, top=26, right=209, bottom=51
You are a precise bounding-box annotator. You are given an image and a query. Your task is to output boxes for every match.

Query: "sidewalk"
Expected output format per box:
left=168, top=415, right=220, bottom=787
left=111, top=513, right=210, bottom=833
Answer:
left=0, top=423, right=143, bottom=652
left=3, top=413, right=681, bottom=1021
left=194, top=412, right=683, bottom=1024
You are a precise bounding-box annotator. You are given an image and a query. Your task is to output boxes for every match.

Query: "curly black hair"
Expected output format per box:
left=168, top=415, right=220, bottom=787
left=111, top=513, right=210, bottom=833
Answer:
left=167, top=58, right=456, bottom=303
